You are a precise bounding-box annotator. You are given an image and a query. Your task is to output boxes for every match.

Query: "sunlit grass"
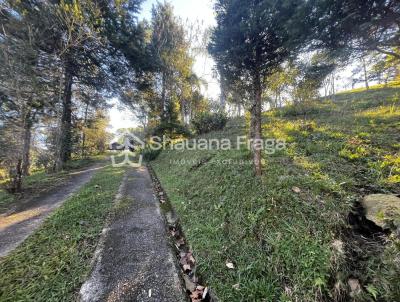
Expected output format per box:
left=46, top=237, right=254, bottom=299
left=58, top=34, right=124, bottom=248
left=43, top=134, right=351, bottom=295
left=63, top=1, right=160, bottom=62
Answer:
left=152, top=85, right=400, bottom=301
left=0, top=155, right=107, bottom=212
left=0, top=166, right=125, bottom=301
left=0, top=208, right=43, bottom=230
left=337, top=80, right=400, bottom=95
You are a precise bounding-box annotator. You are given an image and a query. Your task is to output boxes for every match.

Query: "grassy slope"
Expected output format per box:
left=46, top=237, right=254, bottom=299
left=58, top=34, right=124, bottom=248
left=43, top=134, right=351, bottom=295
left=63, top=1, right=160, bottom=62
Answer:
left=0, top=155, right=105, bottom=212
left=0, top=166, right=125, bottom=301
left=152, top=84, right=400, bottom=301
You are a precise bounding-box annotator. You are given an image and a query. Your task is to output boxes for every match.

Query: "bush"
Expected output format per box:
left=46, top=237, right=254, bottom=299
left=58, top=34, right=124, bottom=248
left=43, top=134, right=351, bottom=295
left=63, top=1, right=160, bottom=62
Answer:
left=152, top=121, right=191, bottom=139
left=142, top=147, right=162, bottom=162
left=271, top=100, right=334, bottom=118
left=33, top=150, right=55, bottom=171
left=192, top=112, right=228, bottom=134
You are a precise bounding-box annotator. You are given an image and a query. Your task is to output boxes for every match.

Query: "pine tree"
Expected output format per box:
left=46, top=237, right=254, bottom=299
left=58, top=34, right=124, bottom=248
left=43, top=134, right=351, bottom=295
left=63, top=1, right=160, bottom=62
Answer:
left=209, top=0, right=312, bottom=176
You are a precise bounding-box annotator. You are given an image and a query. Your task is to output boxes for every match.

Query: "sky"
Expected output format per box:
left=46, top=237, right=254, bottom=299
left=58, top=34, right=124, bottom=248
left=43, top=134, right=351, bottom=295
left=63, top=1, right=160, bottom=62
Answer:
left=108, top=0, right=369, bottom=133
left=108, top=0, right=218, bottom=133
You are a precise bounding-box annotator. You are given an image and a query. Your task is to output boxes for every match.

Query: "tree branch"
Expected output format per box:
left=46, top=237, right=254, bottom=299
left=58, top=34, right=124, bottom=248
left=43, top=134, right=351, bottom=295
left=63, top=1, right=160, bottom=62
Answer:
left=374, top=47, right=400, bottom=60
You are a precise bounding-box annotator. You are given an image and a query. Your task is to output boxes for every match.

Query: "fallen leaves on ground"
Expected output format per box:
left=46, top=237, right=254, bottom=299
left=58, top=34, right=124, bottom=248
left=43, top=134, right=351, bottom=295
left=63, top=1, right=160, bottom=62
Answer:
left=189, top=285, right=208, bottom=302
left=148, top=166, right=212, bottom=301
left=180, top=251, right=196, bottom=271
left=176, top=237, right=185, bottom=247
left=184, top=275, right=197, bottom=292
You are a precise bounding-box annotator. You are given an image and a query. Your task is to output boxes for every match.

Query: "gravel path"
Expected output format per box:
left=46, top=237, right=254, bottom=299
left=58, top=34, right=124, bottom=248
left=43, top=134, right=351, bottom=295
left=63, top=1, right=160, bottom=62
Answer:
left=80, top=166, right=186, bottom=302
left=0, top=164, right=104, bottom=258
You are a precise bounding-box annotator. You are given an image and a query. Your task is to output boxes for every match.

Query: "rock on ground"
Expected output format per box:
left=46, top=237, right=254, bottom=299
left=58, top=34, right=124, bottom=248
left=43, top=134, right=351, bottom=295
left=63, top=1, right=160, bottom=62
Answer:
left=362, top=194, right=400, bottom=230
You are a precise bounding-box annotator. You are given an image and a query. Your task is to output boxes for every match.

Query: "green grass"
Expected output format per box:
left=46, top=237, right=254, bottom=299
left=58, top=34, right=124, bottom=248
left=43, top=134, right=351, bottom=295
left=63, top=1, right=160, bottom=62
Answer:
left=151, top=85, right=400, bottom=301
left=0, top=189, right=14, bottom=212
left=0, top=155, right=107, bottom=213
left=0, top=166, right=125, bottom=301
left=63, top=154, right=107, bottom=170
left=336, top=80, right=400, bottom=95
left=0, top=170, right=71, bottom=213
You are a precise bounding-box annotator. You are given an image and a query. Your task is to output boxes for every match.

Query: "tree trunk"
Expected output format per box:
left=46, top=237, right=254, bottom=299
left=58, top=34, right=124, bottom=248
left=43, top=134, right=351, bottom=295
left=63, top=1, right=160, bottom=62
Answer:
left=251, top=70, right=262, bottom=176
left=55, top=63, right=73, bottom=171
left=374, top=47, right=400, bottom=60
left=188, top=108, right=192, bottom=123
left=331, top=73, right=336, bottom=101
left=161, top=71, right=168, bottom=122
left=21, top=118, right=33, bottom=176
left=362, top=57, right=369, bottom=89
left=220, top=82, right=226, bottom=111
left=81, top=102, right=89, bottom=158
left=250, top=106, right=256, bottom=139
left=60, top=69, right=73, bottom=162
left=9, top=159, right=22, bottom=193
left=180, top=99, right=186, bottom=124
left=324, top=81, right=328, bottom=97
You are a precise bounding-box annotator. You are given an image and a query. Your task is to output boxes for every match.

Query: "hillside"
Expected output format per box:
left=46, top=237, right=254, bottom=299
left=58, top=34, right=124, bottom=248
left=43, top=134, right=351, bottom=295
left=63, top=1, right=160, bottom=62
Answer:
left=151, top=85, right=400, bottom=301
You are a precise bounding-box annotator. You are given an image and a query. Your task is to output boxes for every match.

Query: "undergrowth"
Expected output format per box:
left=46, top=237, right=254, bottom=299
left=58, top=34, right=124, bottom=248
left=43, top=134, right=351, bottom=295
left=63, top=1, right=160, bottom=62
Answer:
left=152, top=86, right=400, bottom=301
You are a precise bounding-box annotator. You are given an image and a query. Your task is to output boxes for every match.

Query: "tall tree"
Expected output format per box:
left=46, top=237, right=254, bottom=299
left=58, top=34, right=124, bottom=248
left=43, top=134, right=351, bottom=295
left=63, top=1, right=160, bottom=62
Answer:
left=209, top=0, right=313, bottom=176
left=0, top=0, right=147, bottom=191
left=51, top=0, right=110, bottom=170
left=150, top=2, right=191, bottom=124
left=120, top=2, right=202, bottom=139
left=0, top=1, right=54, bottom=190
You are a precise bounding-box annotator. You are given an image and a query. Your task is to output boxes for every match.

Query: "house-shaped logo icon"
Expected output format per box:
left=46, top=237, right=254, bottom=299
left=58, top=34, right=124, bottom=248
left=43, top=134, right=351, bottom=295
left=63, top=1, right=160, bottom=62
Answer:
left=109, top=131, right=145, bottom=167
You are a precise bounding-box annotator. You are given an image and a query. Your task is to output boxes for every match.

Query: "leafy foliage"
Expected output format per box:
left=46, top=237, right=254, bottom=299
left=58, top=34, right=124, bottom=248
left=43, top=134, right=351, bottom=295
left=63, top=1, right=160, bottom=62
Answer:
left=142, top=147, right=162, bottom=162
left=151, top=121, right=191, bottom=139
left=192, top=112, right=228, bottom=134
left=311, top=0, right=400, bottom=60
left=0, top=0, right=145, bottom=190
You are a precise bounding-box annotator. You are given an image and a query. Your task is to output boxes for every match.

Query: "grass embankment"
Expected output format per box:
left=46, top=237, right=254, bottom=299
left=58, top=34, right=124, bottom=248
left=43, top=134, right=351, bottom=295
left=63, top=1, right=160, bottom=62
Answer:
left=151, top=85, right=400, bottom=301
left=0, top=166, right=125, bottom=301
left=0, top=155, right=106, bottom=212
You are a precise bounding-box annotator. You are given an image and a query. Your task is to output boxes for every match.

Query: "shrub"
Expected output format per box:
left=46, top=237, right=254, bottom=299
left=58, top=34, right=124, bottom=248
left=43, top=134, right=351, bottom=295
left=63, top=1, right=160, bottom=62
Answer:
left=152, top=121, right=191, bottom=139
left=0, top=168, right=7, bottom=181
left=34, top=150, right=55, bottom=171
left=192, top=112, right=228, bottom=134
left=142, top=147, right=162, bottom=161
